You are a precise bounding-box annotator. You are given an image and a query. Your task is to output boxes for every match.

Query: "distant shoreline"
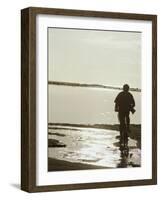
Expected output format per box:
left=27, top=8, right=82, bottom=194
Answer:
left=48, top=81, right=141, bottom=92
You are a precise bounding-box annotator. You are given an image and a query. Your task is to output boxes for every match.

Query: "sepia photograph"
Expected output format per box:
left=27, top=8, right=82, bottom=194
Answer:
left=47, top=28, right=141, bottom=171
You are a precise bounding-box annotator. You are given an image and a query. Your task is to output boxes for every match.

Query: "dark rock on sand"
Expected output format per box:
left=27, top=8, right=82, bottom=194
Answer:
left=48, top=139, right=66, bottom=148
left=48, top=132, right=66, bottom=137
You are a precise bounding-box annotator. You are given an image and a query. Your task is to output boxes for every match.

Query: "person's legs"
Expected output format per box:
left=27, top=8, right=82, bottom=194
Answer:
left=123, top=112, right=130, bottom=144
left=118, top=112, right=126, bottom=142
left=125, top=112, right=130, bottom=131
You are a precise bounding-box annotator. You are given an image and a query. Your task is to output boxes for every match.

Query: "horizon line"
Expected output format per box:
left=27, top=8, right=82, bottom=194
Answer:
left=48, top=81, right=141, bottom=92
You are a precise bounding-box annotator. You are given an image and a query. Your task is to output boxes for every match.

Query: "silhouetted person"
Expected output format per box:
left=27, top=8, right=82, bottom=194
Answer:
left=114, top=84, right=135, bottom=143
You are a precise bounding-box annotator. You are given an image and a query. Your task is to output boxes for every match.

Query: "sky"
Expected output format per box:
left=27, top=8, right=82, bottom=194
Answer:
left=48, top=28, right=141, bottom=89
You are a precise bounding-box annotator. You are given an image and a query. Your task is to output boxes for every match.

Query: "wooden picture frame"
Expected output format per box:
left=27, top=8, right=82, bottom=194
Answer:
left=21, top=7, right=157, bottom=192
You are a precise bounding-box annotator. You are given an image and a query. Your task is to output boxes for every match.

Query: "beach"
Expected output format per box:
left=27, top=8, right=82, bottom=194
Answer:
left=48, top=85, right=141, bottom=171
left=48, top=158, right=108, bottom=171
left=48, top=124, right=141, bottom=171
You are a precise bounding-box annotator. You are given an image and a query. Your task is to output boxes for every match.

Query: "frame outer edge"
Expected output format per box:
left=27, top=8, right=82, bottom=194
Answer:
left=152, top=15, right=157, bottom=184
left=21, top=8, right=37, bottom=192
left=29, top=7, right=37, bottom=192
left=21, top=8, right=30, bottom=192
left=25, top=7, right=156, bottom=20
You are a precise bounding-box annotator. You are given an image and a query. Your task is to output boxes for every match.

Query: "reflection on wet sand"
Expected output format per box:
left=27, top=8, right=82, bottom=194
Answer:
left=48, top=125, right=141, bottom=171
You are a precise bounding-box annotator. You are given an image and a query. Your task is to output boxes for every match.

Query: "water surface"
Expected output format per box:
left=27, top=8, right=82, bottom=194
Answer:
left=48, top=85, right=141, bottom=124
left=48, top=125, right=141, bottom=168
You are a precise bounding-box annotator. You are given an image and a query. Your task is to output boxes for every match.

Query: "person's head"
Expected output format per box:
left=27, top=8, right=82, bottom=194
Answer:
left=123, top=84, right=129, bottom=92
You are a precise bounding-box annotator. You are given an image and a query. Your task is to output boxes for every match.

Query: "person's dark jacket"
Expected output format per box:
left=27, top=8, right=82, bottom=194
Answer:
left=114, top=91, right=135, bottom=112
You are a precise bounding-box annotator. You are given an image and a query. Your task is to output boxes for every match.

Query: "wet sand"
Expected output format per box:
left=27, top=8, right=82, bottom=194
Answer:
left=48, top=158, right=108, bottom=171
left=48, top=124, right=141, bottom=171
left=48, top=123, right=141, bottom=148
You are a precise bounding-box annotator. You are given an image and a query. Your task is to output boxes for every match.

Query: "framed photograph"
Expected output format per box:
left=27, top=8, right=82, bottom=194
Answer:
left=21, top=7, right=157, bottom=192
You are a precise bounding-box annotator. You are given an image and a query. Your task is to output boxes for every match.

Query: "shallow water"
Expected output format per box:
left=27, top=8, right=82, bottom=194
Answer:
left=48, top=85, right=141, bottom=125
left=48, top=125, right=141, bottom=169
